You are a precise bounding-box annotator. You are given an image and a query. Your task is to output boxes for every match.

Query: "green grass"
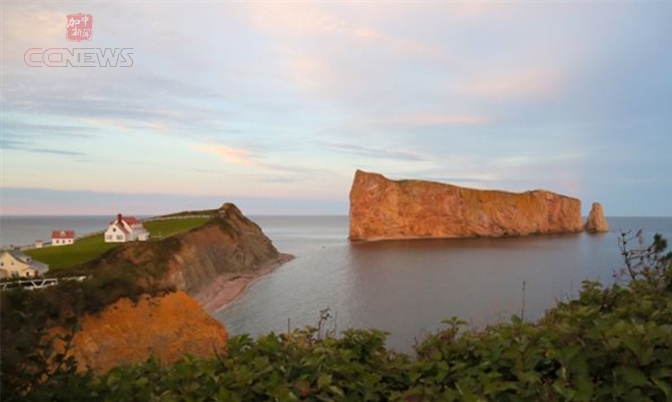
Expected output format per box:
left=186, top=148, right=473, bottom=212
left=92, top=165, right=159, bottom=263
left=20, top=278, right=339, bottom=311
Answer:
left=144, top=217, right=210, bottom=238
left=25, top=217, right=211, bottom=272
left=25, top=234, right=117, bottom=271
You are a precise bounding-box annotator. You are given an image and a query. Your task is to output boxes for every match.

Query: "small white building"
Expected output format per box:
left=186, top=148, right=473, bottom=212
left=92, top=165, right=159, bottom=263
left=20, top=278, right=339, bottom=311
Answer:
left=35, top=240, right=44, bottom=248
left=52, top=230, right=75, bottom=246
left=105, top=214, right=150, bottom=243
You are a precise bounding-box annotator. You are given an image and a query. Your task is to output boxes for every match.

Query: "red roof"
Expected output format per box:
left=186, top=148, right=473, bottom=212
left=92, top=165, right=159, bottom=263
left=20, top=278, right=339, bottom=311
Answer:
left=123, top=217, right=140, bottom=225
left=109, top=214, right=142, bottom=226
left=52, top=230, right=75, bottom=239
left=110, top=222, right=130, bottom=234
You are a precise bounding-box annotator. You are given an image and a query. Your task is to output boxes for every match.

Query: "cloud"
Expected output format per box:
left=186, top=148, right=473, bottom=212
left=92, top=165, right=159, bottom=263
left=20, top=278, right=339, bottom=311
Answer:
left=244, top=3, right=449, bottom=97
left=457, top=66, right=565, bottom=103
left=2, top=141, right=86, bottom=156
left=191, top=143, right=261, bottom=168
left=325, top=142, right=427, bottom=162
left=378, top=113, right=490, bottom=127
left=243, top=3, right=350, bottom=37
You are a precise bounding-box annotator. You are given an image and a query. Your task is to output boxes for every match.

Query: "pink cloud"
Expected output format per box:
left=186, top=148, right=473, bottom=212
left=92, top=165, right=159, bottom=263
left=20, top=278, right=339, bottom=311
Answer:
left=459, top=66, right=564, bottom=101
left=191, top=143, right=261, bottom=168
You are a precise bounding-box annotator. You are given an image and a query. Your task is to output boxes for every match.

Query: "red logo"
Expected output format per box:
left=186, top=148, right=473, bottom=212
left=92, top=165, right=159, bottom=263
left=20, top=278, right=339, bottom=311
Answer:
left=66, top=13, right=92, bottom=42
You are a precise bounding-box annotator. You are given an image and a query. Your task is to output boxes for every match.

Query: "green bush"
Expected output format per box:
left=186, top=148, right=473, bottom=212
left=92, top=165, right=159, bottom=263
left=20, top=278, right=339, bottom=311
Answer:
left=3, top=233, right=671, bottom=401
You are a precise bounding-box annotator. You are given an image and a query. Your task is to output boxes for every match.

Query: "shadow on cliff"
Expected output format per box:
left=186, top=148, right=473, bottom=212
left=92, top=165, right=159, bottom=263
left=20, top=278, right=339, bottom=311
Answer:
left=55, top=202, right=290, bottom=296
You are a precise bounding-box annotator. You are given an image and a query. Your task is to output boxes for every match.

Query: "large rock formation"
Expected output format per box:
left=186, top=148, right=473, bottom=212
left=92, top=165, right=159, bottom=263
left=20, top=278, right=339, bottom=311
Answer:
left=54, top=203, right=291, bottom=370
left=82, top=203, right=291, bottom=295
left=585, top=202, right=609, bottom=233
left=349, top=170, right=584, bottom=241
left=54, top=291, right=227, bottom=373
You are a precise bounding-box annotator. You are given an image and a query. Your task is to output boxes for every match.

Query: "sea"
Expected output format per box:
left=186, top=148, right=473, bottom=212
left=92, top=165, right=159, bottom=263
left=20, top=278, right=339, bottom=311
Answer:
left=2, top=215, right=671, bottom=353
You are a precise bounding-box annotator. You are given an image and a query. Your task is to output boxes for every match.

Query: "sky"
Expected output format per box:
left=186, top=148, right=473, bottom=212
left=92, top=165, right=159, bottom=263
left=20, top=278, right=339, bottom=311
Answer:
left=2, top=1, right=671, bottom=216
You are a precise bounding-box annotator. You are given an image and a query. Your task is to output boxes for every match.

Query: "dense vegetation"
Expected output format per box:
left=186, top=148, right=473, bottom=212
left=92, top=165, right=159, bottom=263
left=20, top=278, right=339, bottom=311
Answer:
left=24, top=217, right=210, bottom=271
left=2, top=233, right=671, bottom=401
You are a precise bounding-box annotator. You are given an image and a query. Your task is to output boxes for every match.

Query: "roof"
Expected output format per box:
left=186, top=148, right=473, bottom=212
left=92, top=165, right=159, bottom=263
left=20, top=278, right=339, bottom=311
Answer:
left=52, top=230, right=75, bottom=239
left=109, top=215, right=143, bottom=226
left=6, top=249, right=29, bottom=261
left=109, top=222, right=130, bottom=234
left=3, top=250, right=49, bottom=274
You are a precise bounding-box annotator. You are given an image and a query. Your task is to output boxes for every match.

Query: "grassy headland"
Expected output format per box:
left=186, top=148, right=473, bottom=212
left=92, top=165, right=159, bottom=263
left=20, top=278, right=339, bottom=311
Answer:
left=25, top=217, right=210, bottom=272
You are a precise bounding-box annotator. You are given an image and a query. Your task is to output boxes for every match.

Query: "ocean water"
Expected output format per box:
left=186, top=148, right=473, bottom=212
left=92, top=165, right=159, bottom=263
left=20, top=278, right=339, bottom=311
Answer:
left=217, top=216, right=672, bottom=353
left=0, top=215, right=149, bottom=248
left=3, top=215, right=671, bottom=353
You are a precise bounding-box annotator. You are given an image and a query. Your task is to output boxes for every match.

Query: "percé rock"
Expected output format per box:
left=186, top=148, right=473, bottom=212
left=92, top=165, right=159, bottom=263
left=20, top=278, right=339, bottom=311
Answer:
left=585, top=202, right=609, bottom=233
left=83, top=202, right=289, bottom=295
left=349, top=170, right=584, bottom=241
left=53, top=291, right=227, bottom=373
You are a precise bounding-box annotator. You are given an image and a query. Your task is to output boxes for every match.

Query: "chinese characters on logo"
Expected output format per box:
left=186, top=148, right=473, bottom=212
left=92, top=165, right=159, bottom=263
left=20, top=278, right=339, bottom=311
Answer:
left=66, top=13, right=93, bottom=42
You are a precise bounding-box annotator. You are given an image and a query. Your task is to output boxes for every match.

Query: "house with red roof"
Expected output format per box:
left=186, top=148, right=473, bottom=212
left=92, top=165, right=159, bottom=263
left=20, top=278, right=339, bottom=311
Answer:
left=104, top=213, right=150, bottom=243
left=52, top=230, right=75, bottom=246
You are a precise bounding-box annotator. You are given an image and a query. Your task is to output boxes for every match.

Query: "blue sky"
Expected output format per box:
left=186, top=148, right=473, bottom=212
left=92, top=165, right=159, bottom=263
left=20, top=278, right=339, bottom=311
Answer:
left=2, top=1, right=671, bottom=216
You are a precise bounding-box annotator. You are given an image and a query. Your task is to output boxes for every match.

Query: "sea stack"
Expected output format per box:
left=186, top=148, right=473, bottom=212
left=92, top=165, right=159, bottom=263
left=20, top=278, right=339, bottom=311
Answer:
left=349, top=170, right=584, bottom=241
left=585, top=202, right=609, bottom=233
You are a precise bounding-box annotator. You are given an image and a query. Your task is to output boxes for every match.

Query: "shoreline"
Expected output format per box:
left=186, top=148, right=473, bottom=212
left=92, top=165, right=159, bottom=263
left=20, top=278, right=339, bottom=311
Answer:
left=194, top=253, right=294, bottom=314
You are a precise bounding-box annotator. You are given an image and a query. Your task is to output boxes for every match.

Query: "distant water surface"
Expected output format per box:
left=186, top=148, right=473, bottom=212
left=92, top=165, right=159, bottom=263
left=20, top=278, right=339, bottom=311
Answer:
left=218, top=216, right=672, bottom=353
left=0, top=215, right=149, bottom=247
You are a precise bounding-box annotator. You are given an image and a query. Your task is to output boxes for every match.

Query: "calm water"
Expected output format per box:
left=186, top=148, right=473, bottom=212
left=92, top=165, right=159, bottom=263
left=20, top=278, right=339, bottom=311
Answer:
left=218, top=216, right=672, bottom=353
left=3, top=215, right=671, bottom=353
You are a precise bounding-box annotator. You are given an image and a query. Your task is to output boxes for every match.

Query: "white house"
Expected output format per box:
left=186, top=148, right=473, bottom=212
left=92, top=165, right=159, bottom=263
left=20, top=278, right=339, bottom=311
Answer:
left=52, top=230, right=75, bottom=246
left=104, top=214, right=150, bottom=243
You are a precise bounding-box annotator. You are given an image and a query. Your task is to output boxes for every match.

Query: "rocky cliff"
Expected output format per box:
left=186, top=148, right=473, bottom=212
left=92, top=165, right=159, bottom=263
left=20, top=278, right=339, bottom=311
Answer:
left=53, top=291, right=227, bottom=373
left=82, top=203, right=290, bottom=296
left=53, top=203, right=291, bottom=371
left=349, top=170, right=584, bottom=241
left=585, top=202, right=609, bottom=233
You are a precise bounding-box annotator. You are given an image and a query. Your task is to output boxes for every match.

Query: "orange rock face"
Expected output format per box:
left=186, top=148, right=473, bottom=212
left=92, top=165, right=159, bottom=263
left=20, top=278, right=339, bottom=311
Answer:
left=55, top=291, right=228, bottom=373
left=349, top=170, right=584, bottom=241
left=585, top=202, right=609, bottom=233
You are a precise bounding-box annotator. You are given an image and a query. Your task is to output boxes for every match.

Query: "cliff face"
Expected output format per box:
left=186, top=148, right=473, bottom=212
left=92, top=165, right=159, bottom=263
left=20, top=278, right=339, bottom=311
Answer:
left=86, top=203, right=287, bottom=295
left=585, top=202, right=609, bottom=233
left=54, top=291, right=227, bottom=373
left=349, top=170, right=584, bottom=241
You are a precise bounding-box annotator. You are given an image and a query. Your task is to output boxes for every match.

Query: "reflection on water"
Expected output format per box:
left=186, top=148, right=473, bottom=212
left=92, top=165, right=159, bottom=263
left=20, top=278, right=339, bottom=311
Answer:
left=217, top=217, right=672, bottom=353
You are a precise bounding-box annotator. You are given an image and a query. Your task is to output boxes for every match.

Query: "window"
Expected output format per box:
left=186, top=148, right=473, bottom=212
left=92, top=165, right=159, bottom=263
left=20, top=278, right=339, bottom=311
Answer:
left=116, top=235, right=123, bottom=240
left=113, top=228, right=116, bottom=232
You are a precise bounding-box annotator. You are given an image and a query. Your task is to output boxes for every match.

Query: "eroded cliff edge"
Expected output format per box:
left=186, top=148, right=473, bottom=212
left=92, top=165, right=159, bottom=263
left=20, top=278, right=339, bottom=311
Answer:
left=349, top=170, right=584, bottom=241
left=43, top=203, right=292, bottom=371
left=79, top=202, right=292, bottom=298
